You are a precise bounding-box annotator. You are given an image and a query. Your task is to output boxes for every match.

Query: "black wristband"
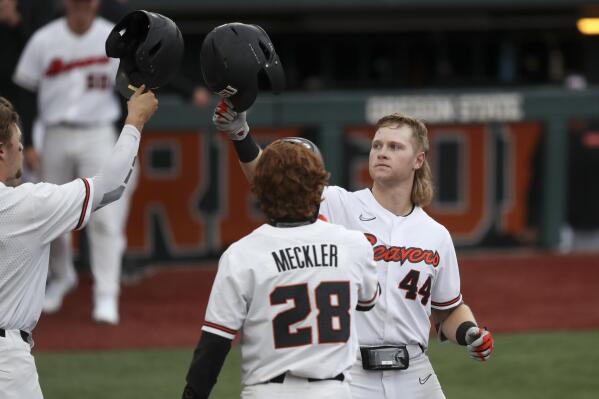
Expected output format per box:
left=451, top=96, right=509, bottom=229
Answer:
left=232, top=134, right=260, bottom=163
left=456, top=321, right=477, bottom=346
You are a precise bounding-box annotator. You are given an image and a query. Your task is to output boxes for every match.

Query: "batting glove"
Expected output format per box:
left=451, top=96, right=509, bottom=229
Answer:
left=465, top=326, right=494, bottom=361
left=212, top=98, right=249, bottom=141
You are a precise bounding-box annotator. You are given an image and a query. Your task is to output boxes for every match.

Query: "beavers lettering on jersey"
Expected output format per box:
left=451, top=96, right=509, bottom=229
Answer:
left=364, top=233, right=440, bottom=267
left=272, top=244, right=338, bottom=273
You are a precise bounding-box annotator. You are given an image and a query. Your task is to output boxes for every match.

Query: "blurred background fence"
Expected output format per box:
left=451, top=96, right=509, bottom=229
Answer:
left=58, top=0, right=599, bottom=265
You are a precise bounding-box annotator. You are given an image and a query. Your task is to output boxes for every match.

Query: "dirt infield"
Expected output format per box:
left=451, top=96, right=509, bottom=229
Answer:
left=33, top=252, right=599, bottom=352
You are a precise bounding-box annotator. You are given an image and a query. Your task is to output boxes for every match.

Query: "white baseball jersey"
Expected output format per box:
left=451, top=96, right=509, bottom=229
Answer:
left=13, top=17, right=120, bottom=125
left=0, top=179, right=93, bottom=332
left=202, top=220, right=380, bottom=386
left=320, top=186, right=462, bottom=348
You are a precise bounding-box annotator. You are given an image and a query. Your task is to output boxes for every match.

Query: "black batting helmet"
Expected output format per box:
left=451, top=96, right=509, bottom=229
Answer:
left=200, top=23, right=285, bottom=112
left=105, top=10, right=184, bottom=98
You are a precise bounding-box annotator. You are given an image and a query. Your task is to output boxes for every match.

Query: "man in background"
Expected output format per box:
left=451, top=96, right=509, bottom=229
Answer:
left=13, top=0, right=133, bottom=324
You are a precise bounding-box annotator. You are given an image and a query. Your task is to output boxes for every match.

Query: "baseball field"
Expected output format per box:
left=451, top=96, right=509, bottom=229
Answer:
left=33, top=252, right=599, bottom=398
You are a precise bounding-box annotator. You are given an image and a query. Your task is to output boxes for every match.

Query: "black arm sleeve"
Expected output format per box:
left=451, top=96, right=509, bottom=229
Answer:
left=233, top=134, right=261, bottom=163
left=16, top=85, right=37, bottom=149
left=182, top=331, right=232, bottom=399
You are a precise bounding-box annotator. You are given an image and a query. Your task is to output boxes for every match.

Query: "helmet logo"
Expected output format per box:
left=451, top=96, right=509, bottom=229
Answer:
left=217, top=85, right=238, bottom=97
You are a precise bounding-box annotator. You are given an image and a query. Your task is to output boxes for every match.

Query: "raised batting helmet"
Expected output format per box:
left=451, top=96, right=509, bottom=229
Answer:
left=105, top=10, right=184, bottom=98
left=281, top=137, right=322, bottom=161
left=200, top=22, right=285, bottom=112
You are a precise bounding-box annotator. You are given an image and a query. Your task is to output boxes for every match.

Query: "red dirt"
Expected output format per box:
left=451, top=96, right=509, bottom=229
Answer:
left=33, top=252, right=599, bottom=352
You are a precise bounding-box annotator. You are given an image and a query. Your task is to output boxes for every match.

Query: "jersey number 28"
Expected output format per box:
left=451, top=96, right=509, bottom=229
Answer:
left=270, top=282, right=350, bottom=349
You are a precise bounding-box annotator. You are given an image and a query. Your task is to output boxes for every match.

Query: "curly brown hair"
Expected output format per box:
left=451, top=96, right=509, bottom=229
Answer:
left=252, top=139, right=330, bottom=221
left=0, top=97, right=19, bottom=145
left=376, top=113, right=434, bottom=207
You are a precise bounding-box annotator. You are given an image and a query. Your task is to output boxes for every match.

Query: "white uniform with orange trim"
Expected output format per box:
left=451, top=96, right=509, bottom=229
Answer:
left=13, top=17, right=135, bottom=317
left=0, top=178, right=93, bottom=399
left=202, top=220, right=380, bottom=398
left=0, top=123, right=140, bottom=399
left=320, top=186, right=462, bottom=399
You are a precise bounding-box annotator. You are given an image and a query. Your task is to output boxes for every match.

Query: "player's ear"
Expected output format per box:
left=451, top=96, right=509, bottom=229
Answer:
left=413, top=151, right=425, bottom=170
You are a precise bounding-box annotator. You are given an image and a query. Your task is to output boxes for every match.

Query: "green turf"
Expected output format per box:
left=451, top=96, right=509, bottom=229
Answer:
left=35, top=330, right=599, bottom=399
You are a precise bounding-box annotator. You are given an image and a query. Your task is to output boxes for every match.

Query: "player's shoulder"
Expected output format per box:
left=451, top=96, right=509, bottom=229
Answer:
left=323, top=185, right=367, bottom=201
left=318, top=220, right=371, bottom=247
left=413, top=207, right=452, bottom=240
left=217, top=229, right=265, bottom=272
left=222, top=225, right=267, bottom=254
left=21, top=181, right=61, bottom=198
left=0, top=182, right=51, bottom=205
left=28, top=18, right=66, bottom=44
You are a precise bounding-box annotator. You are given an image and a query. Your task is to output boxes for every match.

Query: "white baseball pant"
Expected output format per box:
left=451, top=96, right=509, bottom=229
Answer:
left=42, top=123, right=138, bottom=298
left=241, top=374, right=352, bottom=399
left=0, top=330, right=43, bottom=399
left=350, top=347, right=446, bottom=399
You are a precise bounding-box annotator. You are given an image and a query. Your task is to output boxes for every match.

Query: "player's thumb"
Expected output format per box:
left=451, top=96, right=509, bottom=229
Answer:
left=131, top=84, right=146, bottom=99
left=465, top=326, right=482, bottom=346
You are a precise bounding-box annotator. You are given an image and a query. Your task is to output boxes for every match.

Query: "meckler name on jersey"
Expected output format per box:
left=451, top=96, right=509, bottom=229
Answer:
left=271, top=244, right=338, bottom=273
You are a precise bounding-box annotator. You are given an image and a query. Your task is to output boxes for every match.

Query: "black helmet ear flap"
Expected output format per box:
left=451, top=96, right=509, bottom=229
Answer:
left=106, top=11, right=150, bottom=58
left=105, top=21, right=128, bottom=58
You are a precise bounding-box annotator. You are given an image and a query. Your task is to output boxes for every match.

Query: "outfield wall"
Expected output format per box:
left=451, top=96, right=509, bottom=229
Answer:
left=74, top=87, right=599, bottom=264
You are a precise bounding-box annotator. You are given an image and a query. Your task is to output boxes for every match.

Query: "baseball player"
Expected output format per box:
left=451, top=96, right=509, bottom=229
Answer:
left=0, top=88, right=157, bottom=399
left=12, top=0, right=136, bottom=323
left=213, top=100, right=494, bottom=399
left=182, top=139, right=380, bottom=399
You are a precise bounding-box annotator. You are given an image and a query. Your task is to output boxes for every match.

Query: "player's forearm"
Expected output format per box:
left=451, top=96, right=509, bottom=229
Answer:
left=435, top=303, right=478, bottom=345
left=182, top=331, right=232, bottom=399
left=89, top=124, right=140, bottom=211
left=233, top=134, right=261, bottom=183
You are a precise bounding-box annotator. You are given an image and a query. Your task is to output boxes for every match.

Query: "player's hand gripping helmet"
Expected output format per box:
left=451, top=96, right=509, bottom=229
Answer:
left=105, top=10, right=184, bottom=98
left=200, top=22, right=285, bottom=112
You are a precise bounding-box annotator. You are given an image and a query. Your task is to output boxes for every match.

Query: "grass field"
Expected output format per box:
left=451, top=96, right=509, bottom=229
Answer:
left=36, top=330, right=599, bottom=399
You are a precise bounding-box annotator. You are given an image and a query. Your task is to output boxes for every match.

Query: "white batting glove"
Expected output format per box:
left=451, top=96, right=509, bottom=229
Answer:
left=465, top=326, right=494, bottom=361
left=212, top=98, right=249, bottom=141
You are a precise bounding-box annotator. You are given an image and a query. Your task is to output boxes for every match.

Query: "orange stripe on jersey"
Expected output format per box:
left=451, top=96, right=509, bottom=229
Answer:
left=204, top=321, right=237, bottom=335
left=74, top=178, right=90, bottom=230
left=431, top=294, right=462, bottom=307
left=318, top=214, right=328, bottom=222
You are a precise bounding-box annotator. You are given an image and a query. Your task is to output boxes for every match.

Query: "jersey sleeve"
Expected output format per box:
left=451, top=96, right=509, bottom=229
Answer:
left=319, top=185, right=348, bottom=223
left=33, top=178, right=94, bottom=244
left=13, top=31, right=45, bottom=91
left=430, top=230, right=462, bottom=310
left=202, top=247, right=249, bottom=340
left=356, top=236, right=381, bottom=311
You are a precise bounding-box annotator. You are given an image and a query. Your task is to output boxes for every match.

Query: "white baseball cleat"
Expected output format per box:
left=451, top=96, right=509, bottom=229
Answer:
left=43, top=275, right=77, bottom=314
left=92, top=294, right=119, bottom=325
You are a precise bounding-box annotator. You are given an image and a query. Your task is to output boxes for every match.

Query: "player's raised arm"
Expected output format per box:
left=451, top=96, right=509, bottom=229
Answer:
left=88, top=86, right=158, bottom=211
left=213, top=98, right=262, bottom=182
left=201, top=22, right=285, bottom=183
